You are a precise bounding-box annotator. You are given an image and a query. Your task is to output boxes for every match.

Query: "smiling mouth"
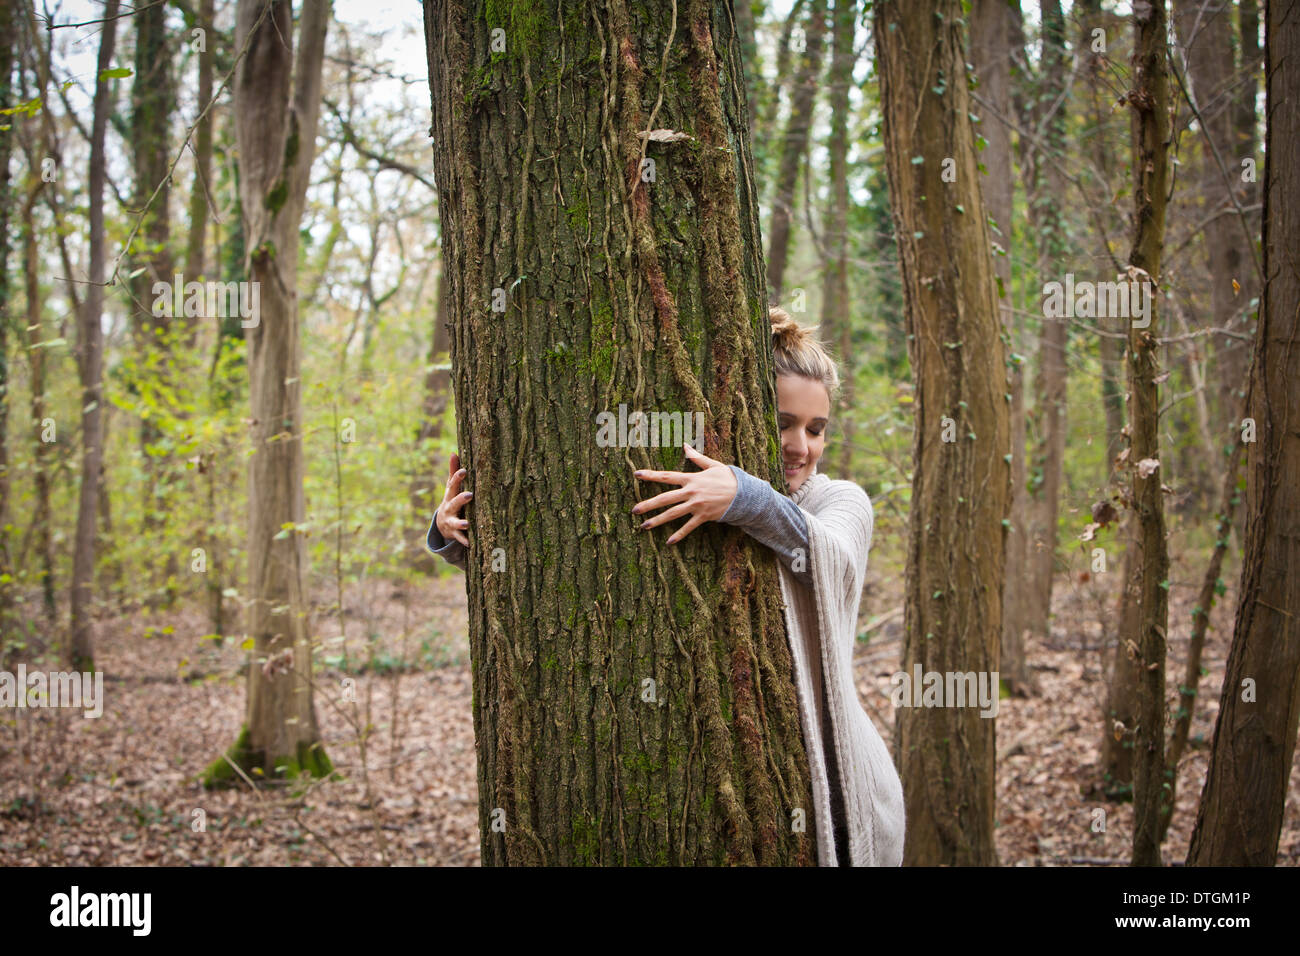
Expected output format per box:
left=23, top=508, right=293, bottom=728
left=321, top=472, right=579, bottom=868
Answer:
left=784, top=463, right=804, bottom=473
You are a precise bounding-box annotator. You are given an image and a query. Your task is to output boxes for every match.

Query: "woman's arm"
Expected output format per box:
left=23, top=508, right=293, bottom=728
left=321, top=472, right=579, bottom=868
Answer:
left=716, top=465, right=812, bottom=586
left=426, top=509, right=467, bottom=568
left=631, top=445, right=811, bottom=586
left=426, top=453, right=472, bottom=569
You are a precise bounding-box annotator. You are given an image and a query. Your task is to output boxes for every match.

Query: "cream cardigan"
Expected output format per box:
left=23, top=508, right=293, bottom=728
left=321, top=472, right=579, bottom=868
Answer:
left=781, top=471, right=905, bottom=866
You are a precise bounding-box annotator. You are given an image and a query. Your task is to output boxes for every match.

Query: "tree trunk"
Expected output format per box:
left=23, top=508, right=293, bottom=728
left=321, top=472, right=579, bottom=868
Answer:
left=1173, top=0, right=1255, bottom=492
left=972, top=0, right=1033, bottom=695
left=1023, top=0, right=1069, bottom=646
left=1187, top=0, right=1300, bottom=866
left=819, top=0, right=854, bottom=480
left=411, top=267, right=450, bottom=575
left=876, top=0, right=1011, bottom=866
left=129, top=0, right=175, bottom=605
left=424, top=0, right=817, bottom=865
left=0, top=0, right=14, bottom=635
left=733, top=0, right=759, bottom=145
left=203, top=0, right=334, bottom=787
left=1122, top=0, right=1172, bottom=867
left=69, top=0, right=121, bottom=672
left=185, top=0, right=216, bottom=312
left=766, top=0, right=827, bottom=305
left=1159, top=410, right=1246, bottom=844
left=23, top=185, right=53, bottom=623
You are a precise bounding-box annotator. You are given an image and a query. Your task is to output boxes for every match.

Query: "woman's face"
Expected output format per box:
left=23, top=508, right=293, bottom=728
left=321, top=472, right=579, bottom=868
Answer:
left=776, top=374, right=830, bottom=494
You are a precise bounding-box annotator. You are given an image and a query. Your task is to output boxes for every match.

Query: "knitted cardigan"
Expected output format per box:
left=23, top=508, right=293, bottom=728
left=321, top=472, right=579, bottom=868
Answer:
left=779, top=471, right=905, bottom=866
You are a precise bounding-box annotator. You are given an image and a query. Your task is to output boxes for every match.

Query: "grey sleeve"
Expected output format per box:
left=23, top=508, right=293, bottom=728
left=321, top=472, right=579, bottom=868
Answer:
left=425, top=509, right=467, bottom=569
left=717, top=465, right=811, bottom=586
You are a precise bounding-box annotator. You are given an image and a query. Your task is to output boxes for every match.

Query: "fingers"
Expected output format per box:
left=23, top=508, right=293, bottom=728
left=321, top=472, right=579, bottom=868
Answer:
left=445, top=466, right=467, bottom=499
left=450, top=529, right=470, bottom=547
left=443, top=489, right=474, bottom=517
left=682, top=443, right=722, bottom=468
left=631, top=487, right=689, bottom=516
left=639, top=501, right=693, bottom=531
left=633, top=468, right=688, bottom=486
left=666, top=514, right=706, bottom=545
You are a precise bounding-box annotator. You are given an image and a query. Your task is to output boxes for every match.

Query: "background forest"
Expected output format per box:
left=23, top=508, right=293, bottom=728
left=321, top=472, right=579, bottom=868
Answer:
left=0, top=0, right=1293, bottom=867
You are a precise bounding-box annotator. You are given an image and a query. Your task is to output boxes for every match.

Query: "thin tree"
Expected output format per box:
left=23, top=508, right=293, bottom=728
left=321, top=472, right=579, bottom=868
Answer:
left=204, top=0, right=334, bottom=785
left=971, top=0, right=1033, bottom=694
left=819, top=0, right=855, bottom=479
left=69, top=0, right=123, bottom=671
left=876, top=0, right=1011, bottom=865
left=1188, top=0, right=1300, bottom=865
left=767, top=0, right=827, bottom=303
left=1121, top=0, right=1173, bottom=867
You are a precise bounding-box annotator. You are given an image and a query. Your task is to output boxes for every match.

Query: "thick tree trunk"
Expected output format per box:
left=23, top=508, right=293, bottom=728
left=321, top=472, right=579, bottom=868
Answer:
left=1188, top=0, right=1300, bottom=865
left=425, top=0, right=817, bottom=865
left=876, top=0, right=1010, bottom=866
left=766, top=0, right=827, bottom=304
left=819, top=0, right=854, bottom=480
left=204, top=0, right=334, bottom=786
left=69, top=0, right=121, bottom=672
left=1123, top=0, right=1172, bottom=867
left=972, top=0, right=1032, bottom=695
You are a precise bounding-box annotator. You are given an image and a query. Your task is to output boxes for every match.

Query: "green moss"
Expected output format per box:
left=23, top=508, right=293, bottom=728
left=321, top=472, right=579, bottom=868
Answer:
left=200, top=724, right=340, bottom=790
left=572, top=814, right=600, bottom=865
left=264, top=178, right=288, bottom=215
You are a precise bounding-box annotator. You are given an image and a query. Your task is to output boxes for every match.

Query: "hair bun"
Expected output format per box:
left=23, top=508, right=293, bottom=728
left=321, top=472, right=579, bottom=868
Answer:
left=769, top=306, right=811, bottom=352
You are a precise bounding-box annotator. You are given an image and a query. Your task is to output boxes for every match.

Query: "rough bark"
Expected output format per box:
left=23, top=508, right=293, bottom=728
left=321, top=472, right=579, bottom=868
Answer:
left=876, top=0, right=1010, bottom=866
left=424, top=0, right=817, bottom=865
left=1188, top=0, right=1300, bottom=866
left=819, top=0, right=854, bottom=479
left=204, top=0, right=334, bottom=786
left=766, top=0, right=827, bottom=304
left=1122, top=0, right=1172, bottom=867
left=972, top=0, right=1032, bottom=695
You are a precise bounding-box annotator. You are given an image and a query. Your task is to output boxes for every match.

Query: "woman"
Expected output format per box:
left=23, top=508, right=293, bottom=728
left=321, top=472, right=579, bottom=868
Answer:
left=427, top=307, right=905, bottom=866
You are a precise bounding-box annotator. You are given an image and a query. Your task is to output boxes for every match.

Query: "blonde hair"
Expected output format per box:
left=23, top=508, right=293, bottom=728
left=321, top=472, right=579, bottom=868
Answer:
left=769, top=307, right=840, bottom=400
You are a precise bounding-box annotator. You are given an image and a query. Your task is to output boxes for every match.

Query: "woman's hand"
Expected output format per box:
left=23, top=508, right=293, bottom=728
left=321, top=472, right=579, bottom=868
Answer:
left=631, top=444, right=738, bottom=544
left=436, top=452, right=473, bottom=547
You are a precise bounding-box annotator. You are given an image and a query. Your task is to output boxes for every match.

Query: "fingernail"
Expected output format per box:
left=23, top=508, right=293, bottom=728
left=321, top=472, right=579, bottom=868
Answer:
left=466, top=492, right=473, bottom=498
left=667, top=535, right=677, bottom=544
left=640, top=520, right=649, bottom=529
left=633, top=471, right=643, bottom=478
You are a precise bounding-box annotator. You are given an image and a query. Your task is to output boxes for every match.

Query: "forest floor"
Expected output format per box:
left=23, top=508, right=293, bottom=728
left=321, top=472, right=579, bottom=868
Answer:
left=2, top=547, right=1298, bottom=867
